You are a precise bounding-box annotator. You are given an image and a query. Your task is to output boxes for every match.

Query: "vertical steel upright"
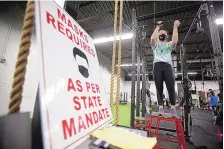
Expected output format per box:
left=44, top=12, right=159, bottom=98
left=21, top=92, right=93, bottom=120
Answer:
left=141, top=54, right=146, bottom=117
left=180, top=44, right=190, bottom=140
left=130, top=8, right=137, bottom=127
left=200, top=59, right=205, bottom=91
left=206, top=2, right=223, bottom=102
left=136, top=39, right=141, bottom=117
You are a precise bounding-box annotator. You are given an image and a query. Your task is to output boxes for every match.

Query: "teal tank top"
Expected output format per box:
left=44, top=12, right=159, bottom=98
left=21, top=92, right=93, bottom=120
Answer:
left=151, top=42, right=174, bottom=66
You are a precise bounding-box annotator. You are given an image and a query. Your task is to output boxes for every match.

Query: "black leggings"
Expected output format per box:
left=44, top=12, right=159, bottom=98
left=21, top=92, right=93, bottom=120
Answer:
left=153, top=62, right=176, bottom=105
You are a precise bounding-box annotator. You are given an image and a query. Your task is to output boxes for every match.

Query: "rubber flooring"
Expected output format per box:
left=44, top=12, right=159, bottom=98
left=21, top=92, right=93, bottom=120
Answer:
left=150, top=106, right=222, bottom=149
left=76, top=107, right=222, bottom=149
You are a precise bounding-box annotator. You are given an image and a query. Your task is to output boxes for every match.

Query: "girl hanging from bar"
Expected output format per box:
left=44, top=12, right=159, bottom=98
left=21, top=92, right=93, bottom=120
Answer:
left=150, top=20, right=181, bottom=117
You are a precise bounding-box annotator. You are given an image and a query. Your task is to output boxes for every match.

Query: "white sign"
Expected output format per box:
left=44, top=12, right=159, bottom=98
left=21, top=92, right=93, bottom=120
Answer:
left=35, top=1, right=113, bottom=149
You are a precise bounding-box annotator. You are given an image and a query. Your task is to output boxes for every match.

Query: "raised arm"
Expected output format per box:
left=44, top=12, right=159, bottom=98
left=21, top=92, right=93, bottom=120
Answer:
left=150, top=21, right=163, bottom=46
left=171, top=20, right=181, bottom=47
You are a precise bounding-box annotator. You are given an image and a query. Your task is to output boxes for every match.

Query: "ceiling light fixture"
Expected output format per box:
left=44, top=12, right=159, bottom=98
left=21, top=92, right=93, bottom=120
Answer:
left=127, top=74, right=148, bottom=76
left=215, top=18, right=224, bottom=25
left=176, top=72, right=197, bottom=75
left=117, top=63, right=143, bottom=67
left=94, top=33, right=133, bottom=44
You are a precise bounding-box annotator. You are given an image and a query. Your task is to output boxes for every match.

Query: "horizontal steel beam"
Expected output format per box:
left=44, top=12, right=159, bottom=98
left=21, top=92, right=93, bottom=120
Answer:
left=136, top=2, right=205, bottom=22
left=186, top=59, right=214, bottom=63
left=91, top=25, right=194, bottom=39
left=145, top=59, right=212, bottom=65
left=141, top=41, right=206, bottom=49
left=122, top=49, right=207, bottom=60
left=145, top=29, right=197, bottom=39
left=139, top=14, right=207, bottom=28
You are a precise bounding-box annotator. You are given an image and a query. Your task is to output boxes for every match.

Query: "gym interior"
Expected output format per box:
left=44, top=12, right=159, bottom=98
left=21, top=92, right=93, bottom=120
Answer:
left=0, top=1, right=223, bottom=149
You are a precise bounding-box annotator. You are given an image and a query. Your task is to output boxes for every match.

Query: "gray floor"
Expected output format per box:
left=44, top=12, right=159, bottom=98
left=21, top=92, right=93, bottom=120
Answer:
left=150, top=106, right=221, bottom=149
left=77, top=107, right=222, bottom=149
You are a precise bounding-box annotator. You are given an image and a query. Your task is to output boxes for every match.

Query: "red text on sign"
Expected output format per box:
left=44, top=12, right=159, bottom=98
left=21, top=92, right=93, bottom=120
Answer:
left=61, top=108, right=110, bottom=140
left=57, top=8, right=88, bottom=43
left=86, top=82, right=100, bottom=93
left=46, top=11, right=95, bottom=57
left=73, top=96, right=102, bottom=110
left=67, top=78, right=82, bottom=92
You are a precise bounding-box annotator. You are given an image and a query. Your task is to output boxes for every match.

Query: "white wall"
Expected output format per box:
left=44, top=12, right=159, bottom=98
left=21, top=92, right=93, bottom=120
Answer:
left=0, top=7, right=39, bottom=117
left=0, top=5, right=125, bottom=117
left=123, top=80, right=219, bottom=103
left=97, top=51, right=126, bottom=103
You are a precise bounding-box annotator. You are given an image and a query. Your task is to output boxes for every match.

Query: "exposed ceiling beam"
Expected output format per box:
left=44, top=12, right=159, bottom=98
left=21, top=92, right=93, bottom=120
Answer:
left=130, top=1, right=153, bottom=9
left=110, top=10, right=132, bottom=31
left=83, top=15, right=131, bottom=34
left=79, top=1, right=98, bottom=9
left=78, top=2, right=131, bottom=31
left=78, top=10, right=113, bottom=23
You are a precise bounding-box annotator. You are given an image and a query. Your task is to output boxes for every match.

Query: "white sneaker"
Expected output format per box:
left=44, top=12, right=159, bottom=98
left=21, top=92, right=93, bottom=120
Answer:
left=158, top=108, right=164, bottom=116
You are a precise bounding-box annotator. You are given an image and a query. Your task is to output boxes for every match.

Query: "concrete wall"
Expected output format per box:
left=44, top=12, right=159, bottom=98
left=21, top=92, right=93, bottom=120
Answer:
left=0, top=4, right=126, bottom=117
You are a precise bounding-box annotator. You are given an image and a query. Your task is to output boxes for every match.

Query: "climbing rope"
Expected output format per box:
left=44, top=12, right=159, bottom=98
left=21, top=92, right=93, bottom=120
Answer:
left=115, top=0, right=124, bottom=125
left=109, top=0, right=119, bottom=111
left=8, top=0, right=35, bottom=114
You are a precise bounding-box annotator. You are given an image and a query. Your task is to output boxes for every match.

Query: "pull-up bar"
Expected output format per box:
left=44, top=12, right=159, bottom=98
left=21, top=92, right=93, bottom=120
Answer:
left=136, top=2, right=205, bottom=22
left=138, top=14, right=207, bottom=28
